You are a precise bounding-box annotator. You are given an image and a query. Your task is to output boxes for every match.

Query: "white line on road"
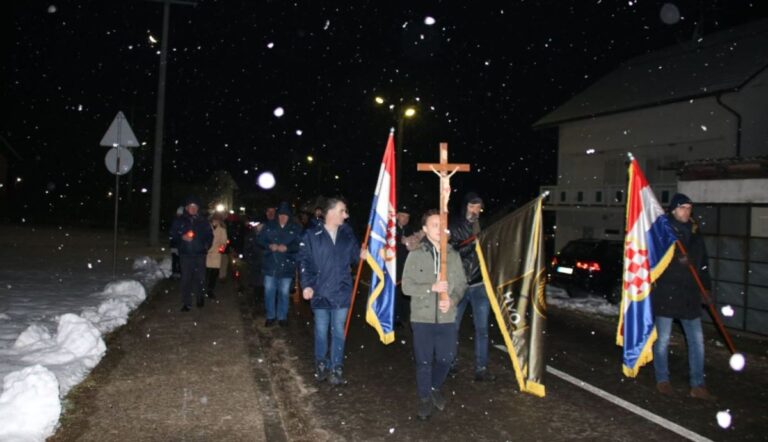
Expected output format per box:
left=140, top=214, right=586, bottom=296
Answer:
left=493, top=345, right=714, bottom=442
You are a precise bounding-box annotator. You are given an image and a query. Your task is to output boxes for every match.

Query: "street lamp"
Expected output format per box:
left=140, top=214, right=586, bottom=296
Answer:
left=374, top=97, right=417, bottom=199
left=396, top=107, right=416, bottom=200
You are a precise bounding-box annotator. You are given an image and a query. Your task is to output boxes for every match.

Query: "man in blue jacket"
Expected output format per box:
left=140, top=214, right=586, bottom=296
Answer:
left=298, top=197, right=361, bottom=386
left=258, top=201, right=302, bottom=327
left=169, top=197, right=214, bottom=311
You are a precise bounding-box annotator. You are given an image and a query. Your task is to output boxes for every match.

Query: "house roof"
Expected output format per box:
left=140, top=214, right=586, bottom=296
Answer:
left=534, top=18, right=768, bottom=128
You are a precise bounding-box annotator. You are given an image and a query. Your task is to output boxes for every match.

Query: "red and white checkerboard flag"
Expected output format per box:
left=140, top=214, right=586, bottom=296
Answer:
left=616, top=155, right=678, bottom=377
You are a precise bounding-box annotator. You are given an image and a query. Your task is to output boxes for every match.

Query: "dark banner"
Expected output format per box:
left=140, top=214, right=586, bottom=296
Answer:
left=476, top=196, right=547, bottom=397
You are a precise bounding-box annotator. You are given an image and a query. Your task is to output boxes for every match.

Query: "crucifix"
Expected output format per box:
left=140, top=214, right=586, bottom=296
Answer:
left=417, top=142, right=470, bottom=302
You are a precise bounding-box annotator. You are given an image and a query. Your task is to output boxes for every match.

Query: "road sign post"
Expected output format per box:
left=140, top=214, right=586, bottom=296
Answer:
left=101, top=111, right=139, bottom=277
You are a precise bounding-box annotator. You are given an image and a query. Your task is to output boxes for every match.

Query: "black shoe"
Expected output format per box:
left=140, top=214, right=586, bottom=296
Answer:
left=265, top=319, right=276, bottom=327
left=417, top=397, right=432, bottom=421
left=315, top=365, right=329, bottom=383
left=430, top=390, right=446, bottom=411
left=474, top=369, right=496, bottom=382
left=329, top=368, right=347, bottom=386
left=278, top=320, right=288, bottom=327
left=180, top=305, right=191, bottom=312
left=196, top=298, right=204, bottom=308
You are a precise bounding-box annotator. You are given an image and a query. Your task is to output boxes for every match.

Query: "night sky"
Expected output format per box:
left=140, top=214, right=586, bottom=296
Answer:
left=2, top=1, right=764, bottom=228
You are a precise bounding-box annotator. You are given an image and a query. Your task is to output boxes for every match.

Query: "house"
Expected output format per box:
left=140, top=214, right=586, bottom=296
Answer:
left=535, top=19, right=768, bottom=334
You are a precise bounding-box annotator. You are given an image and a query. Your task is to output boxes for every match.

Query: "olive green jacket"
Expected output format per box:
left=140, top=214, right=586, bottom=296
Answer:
left=402, top=239, right=467, bottom=324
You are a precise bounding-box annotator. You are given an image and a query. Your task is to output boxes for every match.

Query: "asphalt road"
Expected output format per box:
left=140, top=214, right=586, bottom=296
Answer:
left=52, top=274, right=768, bottom=441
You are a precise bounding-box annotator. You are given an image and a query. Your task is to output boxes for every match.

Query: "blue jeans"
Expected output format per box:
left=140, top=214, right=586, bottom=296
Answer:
left=412, top=322, right=457, bottom=399
left=313, top=307, right=349, bottom=371
left=263, top=275, right=292, bottom=321
left=455, top=283, right=490, bottom=371
left=653, top=316, right=705, bottom=387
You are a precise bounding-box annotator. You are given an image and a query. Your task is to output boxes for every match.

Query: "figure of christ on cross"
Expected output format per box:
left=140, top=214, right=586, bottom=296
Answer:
left=417, top=142, right=470, bottom=305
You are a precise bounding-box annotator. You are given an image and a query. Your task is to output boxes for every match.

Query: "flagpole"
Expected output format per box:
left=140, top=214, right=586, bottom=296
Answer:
left=345, top=224, right=371, bottom=337
left=674, top=240, right=737, bottom=354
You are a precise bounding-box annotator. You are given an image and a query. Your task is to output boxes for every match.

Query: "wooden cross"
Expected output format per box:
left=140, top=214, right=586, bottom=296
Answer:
left=417, top=142, right=470, bottom=302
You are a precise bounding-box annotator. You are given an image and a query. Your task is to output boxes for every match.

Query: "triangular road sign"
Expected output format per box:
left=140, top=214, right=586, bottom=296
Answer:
left=100, top=111, right=139, bottom=147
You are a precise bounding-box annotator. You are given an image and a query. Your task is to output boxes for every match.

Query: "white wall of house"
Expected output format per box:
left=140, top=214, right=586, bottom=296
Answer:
left=549, top=72, right=768, bottom=251
left=720, top=68, right=768, bottom=158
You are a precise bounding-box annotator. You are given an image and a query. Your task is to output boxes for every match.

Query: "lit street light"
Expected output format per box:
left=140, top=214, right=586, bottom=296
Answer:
left=396, top=106, right=416, bottom=199
left=375, top=96, right=417, bottom=198
left=374, top=96, right=417, bottom=197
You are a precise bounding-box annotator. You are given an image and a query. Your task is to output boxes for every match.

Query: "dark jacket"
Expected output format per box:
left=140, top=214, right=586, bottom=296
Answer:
left=258, top=219, right=302, bottom=278
left=449, top=195, right=483, bottom=285
left=298, top=223, right=360, bottom=309
left=396, top=222, right=414, bottom=279
left=651, top=215, right=712, bottom=319
left=169, top=212, right=214, bottom=256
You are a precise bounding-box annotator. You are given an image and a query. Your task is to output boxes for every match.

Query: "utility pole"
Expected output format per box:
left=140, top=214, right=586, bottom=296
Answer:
left=147, top=0, right=196, bottom=246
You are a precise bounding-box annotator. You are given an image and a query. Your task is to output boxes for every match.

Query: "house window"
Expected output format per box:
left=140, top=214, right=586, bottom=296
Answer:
left=661, top=190, right=670, bottom=204
left=614, top=190, right=624, bottom=203
left=595, top=191, right=603, bottom=203
left=577, top=191, right=584, bottom=202
left=560, top=191, right=566, bottom=203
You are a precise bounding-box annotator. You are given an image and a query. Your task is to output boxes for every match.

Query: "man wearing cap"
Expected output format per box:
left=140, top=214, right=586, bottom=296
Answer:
left=170, top=197, right=214, bottom=311
left=258, top=201, right=302, bottom=326
left=449, top=192, right=495, bottom=381
left=652, top=193, right=715, bottom=400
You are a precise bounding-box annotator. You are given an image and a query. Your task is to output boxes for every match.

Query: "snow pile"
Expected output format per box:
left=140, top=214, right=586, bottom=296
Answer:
left=133, top=255, right=171, bottom=282
left=0, top=365, right=61, bottom=442
left=546, top=285, right=619, bottom=317
left=0, top=250, right=168, bottom=442
left=81, top=280, right=146, bottom=333
left=12, top=313, right=105, bottom=393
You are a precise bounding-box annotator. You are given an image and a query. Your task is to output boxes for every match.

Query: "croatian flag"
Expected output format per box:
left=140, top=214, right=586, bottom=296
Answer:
left=365, top=129, right=397, bottom=344
left=616, top=157, right=678, bottom=377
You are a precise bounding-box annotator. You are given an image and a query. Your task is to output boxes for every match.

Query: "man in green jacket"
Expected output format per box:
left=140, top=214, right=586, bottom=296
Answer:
left=402, top=209, right=468, bottom=421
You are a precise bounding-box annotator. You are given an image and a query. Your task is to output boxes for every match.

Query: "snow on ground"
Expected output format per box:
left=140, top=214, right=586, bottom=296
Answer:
left=0, top=225, right=169, bottom=441
left=546, top=284, right=620, bottom=317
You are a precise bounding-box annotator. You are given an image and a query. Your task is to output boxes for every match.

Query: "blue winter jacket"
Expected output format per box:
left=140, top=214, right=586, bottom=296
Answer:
left=258, top=220, right=302, bottom=278
left=169, top=213, right=213, bottom=256
left=298, top=223, right=360, bottom=309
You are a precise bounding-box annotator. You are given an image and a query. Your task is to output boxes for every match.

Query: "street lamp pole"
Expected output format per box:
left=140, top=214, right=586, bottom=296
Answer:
left=147, top=0, right=195, bottom=246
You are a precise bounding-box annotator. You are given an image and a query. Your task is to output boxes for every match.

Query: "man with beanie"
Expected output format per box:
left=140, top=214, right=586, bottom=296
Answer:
left=169, top=197, right=214, bottom=311
left=449, top=192, right=495, bottom=381
left=652, top=193, right=715, bottom=400
left=258, top=201, right=302, bottom=326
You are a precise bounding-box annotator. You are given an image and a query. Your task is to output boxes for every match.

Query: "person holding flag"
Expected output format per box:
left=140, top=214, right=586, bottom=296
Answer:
left=651, top=193, right=715, bottom=400
left=359, top=129, right=398, bottom=345
left=402, top=209, right=467, bottom=420
left=617, top=157, right=715, bottom=400
left=298, top=196, right=362, bottom=386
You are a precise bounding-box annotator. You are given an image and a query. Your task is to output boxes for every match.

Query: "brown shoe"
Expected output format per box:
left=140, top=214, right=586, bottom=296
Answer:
left=690, top=386, right=716, bottom=401
left=656, top=381, right=674, bottom=396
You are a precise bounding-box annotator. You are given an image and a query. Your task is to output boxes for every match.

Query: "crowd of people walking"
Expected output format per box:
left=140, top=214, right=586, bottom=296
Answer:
left=168, top=190, right=715, bottom=420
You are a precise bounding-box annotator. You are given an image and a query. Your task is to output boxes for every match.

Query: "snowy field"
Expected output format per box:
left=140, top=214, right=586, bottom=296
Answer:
left=0, top=224, right=169, bottom=441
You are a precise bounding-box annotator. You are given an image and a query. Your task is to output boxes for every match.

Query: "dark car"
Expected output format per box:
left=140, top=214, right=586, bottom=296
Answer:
left=548, top=239, right=623, bottom=304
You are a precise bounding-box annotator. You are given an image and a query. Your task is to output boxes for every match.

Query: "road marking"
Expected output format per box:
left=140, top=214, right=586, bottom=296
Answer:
left=493, top=345, right=714, bottom=442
